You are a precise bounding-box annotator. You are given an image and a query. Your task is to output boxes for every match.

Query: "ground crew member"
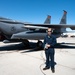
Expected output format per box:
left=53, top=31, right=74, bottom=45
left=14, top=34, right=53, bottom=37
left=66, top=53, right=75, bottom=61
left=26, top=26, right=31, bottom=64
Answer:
left=43, top=28, right=57, bottom=73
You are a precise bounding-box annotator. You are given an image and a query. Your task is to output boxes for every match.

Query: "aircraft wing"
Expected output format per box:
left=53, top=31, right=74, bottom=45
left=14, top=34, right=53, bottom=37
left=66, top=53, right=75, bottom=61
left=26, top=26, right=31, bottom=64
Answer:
left=23, top=23, right=75, bottom=30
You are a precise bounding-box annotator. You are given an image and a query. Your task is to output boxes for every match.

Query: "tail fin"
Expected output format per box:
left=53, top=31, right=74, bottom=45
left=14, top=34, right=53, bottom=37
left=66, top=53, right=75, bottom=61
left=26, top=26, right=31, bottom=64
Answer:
left=60, top=10, right=67, bottom=24
left=60, top=10, right=67, bottom=32
left=44, top=15, right=51, bottom=24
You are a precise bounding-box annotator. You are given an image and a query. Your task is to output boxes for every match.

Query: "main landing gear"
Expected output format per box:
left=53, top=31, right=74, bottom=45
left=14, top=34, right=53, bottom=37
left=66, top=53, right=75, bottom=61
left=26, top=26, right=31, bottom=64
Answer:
left=37, top=40, right=43, bottom=48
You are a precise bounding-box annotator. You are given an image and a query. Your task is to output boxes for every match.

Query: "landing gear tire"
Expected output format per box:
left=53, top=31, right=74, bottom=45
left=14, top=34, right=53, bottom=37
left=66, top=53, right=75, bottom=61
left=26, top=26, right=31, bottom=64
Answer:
left=23, top=40, right=30, bottom=48
left=37, top=41, right=43, bottom=48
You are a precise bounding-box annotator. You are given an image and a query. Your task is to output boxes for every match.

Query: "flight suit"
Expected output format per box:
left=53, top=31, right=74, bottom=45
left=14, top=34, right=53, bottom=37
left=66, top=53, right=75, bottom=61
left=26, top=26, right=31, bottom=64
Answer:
left=43, top=35, right=57, bottom=69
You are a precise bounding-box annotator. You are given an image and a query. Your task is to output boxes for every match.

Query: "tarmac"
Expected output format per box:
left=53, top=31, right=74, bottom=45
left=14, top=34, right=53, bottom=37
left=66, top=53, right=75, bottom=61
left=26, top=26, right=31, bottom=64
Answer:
left=0, top=37, right=75, bottom=75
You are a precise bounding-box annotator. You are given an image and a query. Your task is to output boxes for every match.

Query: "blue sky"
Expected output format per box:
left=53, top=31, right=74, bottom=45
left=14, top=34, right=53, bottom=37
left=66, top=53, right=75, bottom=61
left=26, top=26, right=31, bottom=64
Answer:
left=0, top=0, right=75, bottom=25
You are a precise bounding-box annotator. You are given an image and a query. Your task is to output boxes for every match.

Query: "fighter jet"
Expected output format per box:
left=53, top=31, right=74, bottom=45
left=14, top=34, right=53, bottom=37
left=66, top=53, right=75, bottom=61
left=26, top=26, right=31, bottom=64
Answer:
left=0, top=10, right=75, bottom=48
left=0, top=15, right=51, bottom=47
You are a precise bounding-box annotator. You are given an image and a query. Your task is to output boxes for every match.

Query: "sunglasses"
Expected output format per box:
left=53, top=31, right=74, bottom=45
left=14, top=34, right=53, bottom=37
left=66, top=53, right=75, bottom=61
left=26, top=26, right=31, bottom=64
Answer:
left=48, top=31, right=52, bottom=32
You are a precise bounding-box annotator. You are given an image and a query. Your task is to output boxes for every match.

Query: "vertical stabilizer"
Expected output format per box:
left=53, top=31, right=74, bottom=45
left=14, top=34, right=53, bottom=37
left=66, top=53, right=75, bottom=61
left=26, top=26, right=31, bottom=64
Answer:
left=60, top=10, right=67, bottom=24
left=44, top=15, right=51, bottom=24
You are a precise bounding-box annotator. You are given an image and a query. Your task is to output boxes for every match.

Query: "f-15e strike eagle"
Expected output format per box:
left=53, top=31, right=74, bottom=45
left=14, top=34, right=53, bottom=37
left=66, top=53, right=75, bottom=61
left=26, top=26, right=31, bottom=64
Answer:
left=0, top=10, right=75, bottom=47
